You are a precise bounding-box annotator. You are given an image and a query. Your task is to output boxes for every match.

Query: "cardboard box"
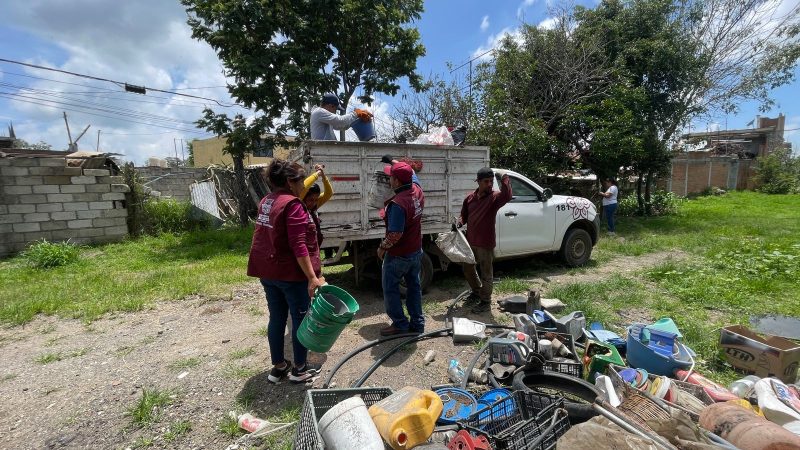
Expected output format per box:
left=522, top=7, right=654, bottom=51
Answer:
left=720, top=325, right=800, bottom=383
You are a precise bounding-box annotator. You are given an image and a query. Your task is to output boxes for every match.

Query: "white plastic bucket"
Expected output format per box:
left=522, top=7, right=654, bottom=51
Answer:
left=318, top=396, right=384, bottom=450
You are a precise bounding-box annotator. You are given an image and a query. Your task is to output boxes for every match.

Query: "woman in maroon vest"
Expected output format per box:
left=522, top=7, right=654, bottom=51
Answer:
left=247, top=159, right=325, bottom=384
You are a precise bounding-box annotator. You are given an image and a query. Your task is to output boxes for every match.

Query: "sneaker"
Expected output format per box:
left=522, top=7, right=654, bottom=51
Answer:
left=290, top=362, right=322, bottom=383
left=267, top=361, right=293, bottom=384
left=463, top=292, right=481, bottom=306
left=408, top=327, right=424, bottom=335
left=608, top=231, right=616, bottom=236
left=470, top=302, right=491, bottom=314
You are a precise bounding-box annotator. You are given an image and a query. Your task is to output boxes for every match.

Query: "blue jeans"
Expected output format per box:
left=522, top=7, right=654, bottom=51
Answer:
left=382, top=250, right=425, bottom=331
left=260, top=279, right=310, bottom=366
left=604, top=203, right=617, bottom=232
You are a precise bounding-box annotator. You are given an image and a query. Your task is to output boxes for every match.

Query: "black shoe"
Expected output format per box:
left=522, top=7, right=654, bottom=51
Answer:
left=380, top=325, right=409, bottom=336
left=408, top=327, right=424, bottom=335
left=463, top=292, right=481, bottom=306
left=290, top=362, right=322, bottom=383
left=470, top=302, right=491, bottom=314
left=267, top=361, right=293, bottom=384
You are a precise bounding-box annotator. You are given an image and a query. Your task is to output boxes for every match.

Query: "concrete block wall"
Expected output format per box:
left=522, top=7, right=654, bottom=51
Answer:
left=0, top=156, right=130, bottom=257
left=660, top=153, right=758, bottom=196
left=135, top=167, right=207, bottom=202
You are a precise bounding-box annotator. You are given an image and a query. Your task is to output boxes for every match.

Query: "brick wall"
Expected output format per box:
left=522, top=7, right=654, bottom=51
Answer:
left=659, top=153, right=758, bottom=195
left=0, top=156, right=130, bottom=257
left=135, top=167, right=207, bottom=202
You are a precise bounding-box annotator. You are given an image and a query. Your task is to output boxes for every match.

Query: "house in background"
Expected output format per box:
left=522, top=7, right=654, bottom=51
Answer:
left=191, top=135, right=295, bottom=167
left=659, top=114, right=788, bottom=195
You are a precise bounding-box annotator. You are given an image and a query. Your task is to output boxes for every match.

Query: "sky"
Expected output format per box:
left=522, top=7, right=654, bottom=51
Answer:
left=0, top=0, right=798, bottom=165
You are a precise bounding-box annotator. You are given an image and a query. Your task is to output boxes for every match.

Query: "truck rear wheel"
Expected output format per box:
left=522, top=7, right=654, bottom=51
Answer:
left=399, top=251, right=434, bottom=295
left=560, top=228, right=592, bottom=267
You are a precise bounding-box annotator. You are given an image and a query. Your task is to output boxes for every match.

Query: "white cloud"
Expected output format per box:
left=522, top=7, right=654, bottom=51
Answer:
left=538, top=17, right=558, bottom=30
left=480, top=16, right=490, bottom=32
left=0, top=0, right=247, bottom=164
left=517, top=0, right=536, bottom=20
left=471, top=27, right=523, bottom=61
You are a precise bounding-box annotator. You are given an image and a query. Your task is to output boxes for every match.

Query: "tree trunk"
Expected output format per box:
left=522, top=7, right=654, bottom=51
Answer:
left=644, top=170, right=653, bottom=216
left=636, top=174, right=644, bottom=216
left=233, top=155, right=249, bottom=227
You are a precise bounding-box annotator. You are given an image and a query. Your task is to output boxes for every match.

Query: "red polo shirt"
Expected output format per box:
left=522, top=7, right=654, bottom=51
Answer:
left=460, top=175, right=512, bottom=249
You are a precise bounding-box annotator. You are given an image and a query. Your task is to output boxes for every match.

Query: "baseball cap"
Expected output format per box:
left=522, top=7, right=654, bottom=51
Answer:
left=476, top=167, right=494, bottom=181
left=321, top=93, right=344, bottom=111
left=384, top=162, right=413, bottom=184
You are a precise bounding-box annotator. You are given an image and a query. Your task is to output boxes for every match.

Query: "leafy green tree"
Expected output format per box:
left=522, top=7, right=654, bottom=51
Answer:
left=182, top=0, right=426, bottom=224
left=13, top=139, right=53, bottom=151
left=185, top=140, right=195, bottom=167
left=755, top=147, right=800, bottom=194
left=389, top=76, right=471, bottom=142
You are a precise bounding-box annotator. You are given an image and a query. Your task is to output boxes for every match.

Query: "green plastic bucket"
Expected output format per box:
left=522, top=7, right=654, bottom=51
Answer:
left=297, top=285, right=359, bottom=353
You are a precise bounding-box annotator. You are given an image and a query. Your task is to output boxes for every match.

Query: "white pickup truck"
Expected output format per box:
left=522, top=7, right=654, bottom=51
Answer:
left=293, top=141, right=600, bottom=291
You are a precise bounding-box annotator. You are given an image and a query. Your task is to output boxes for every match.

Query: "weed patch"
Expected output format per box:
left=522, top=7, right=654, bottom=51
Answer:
left=168, top=357, right=201, bottom=371
left=127, top=388, right=174, bottom=428
left=21, top=240, right=80, bottom=269
left=222, top=364, right=258, bottom=379
left=35, top=352, right=62, bottom=365
left=229, top=347, right=255, bottom=360
left=163, top=420, right=192, bottom=442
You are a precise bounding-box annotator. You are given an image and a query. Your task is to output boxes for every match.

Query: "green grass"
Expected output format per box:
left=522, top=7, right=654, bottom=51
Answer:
left=127, top=388, right=175, bottom=428
left=0, top=227, right=255, bottom=324
left=35, top=352, right=63, bottom=365
left=163, top=420, right=192, bottom=442
left=168, top=357, right=201, bottom=371
left=217, top=414, right=243, bottom=438
left=546, top=191, right=800, bottom=383
left=229, top=347, right=255, bottom=360
left=222, top=364, right=259, bottom=379
left=254, top=325, right=269, bottom=337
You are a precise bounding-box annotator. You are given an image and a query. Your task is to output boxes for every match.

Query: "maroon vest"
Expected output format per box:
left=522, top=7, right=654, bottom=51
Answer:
left=247, top=190, right=321, bottom=281
left=383, top=183, right=424, bottom=256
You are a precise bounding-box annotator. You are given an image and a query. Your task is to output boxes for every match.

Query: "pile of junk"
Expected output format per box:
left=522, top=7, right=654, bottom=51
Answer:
left=257, top=288, right=800, bottom=450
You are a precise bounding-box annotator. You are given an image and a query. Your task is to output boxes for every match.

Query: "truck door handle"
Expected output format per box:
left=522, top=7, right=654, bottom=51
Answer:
left=504, top=211, right=518, bottom=217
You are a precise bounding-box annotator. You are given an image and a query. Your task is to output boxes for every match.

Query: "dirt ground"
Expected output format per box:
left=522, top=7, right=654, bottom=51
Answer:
left=0, top=251, right=681, bottom=449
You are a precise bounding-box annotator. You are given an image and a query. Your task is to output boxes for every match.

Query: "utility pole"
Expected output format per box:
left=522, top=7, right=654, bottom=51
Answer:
left=96, top=130, right=101, bottom=151
left=173, top=138, right=179, bottom=169
left=63, top=112, right=73, bottom=149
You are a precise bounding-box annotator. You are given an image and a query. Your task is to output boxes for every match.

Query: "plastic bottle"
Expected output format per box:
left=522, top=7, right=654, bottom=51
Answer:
left=676, top=369, right=738, bottom=402
left=237, top=413, right=269, bottom=433
left=368, top=386, right=444, bottom=450
left=754, top=377, right=800, bottom=434
left=512, top=314, right=538, bottom=337
left=729, top=375, right=760, bottom=399
left=447, top=359, right=465, bottom=384
left=594, top=375, right=621, bottom=407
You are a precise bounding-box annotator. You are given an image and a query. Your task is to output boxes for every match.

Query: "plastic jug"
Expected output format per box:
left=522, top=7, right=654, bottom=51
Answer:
left=556, top=311, right=586, bottom=341
left=754, top=377, right=800, bottom=434
left=368, top=386, right=444, bottom=450
left=512, top=313, right=537, bottom=337
left=319, top=396, right=384, bottom=450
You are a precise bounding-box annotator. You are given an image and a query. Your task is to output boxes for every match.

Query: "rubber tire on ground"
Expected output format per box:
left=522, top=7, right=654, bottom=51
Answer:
left=398, top=251, right=434, bottom=295
left=512, top=370, right=600, bottom=424
left=560, top=228, right=593, bottom=267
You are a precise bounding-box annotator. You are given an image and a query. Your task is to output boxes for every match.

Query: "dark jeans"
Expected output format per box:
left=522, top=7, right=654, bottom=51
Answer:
left=604, top=203, right=618, bottom=232
left=260, top=279, right=310, bottom=367
left=382, top=249, right=424, bottom=331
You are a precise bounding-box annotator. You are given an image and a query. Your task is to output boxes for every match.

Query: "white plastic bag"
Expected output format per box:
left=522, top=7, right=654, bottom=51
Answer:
left=410, top=126, right=454, bottom=146
left=435, top=226, right=475, bottom=264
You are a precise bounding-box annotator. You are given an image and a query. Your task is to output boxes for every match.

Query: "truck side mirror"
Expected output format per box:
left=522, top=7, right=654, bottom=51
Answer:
left=542, top=188, right=553, bottom=200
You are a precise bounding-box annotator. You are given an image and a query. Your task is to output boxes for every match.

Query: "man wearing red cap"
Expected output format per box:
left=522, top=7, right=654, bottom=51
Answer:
left=458, top=167, right=512, bottom=313
left=377, top=161, right=425, bottom=336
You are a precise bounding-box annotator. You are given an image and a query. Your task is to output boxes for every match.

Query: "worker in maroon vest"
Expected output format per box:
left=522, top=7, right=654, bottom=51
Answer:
left=458, top=167, right=512, bottom=314
left=377, top=161, right=426, bottom=336
left=247, top=159, right=325, bottom=384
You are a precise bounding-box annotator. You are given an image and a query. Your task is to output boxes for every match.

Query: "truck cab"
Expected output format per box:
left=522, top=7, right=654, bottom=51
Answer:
left=492, top=169, right=599, bottom=266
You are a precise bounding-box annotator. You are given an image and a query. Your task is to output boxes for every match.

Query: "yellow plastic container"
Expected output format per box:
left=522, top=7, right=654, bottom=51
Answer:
left=368, top=386, right=443, bottom=450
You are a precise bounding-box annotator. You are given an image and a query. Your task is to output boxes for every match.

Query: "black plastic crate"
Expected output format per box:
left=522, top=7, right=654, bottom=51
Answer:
left=293, top=387, right=393, bottom=450
left=459, top=390, right=570, bottom=450
left=535, top=331, right=583, bottom=378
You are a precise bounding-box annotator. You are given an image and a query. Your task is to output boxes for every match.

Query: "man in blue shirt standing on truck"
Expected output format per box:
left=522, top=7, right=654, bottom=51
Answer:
left=377, top=160, right=425, bottom=336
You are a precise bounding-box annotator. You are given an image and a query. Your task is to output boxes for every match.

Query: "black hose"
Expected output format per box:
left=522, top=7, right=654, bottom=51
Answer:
left=322, top=332, right=420, bottom=388
left=352, top=328, right=452, bottom=387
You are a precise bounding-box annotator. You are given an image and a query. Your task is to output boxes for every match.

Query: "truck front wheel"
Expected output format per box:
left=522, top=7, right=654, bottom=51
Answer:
left=560, top=228, right=592, bottom=267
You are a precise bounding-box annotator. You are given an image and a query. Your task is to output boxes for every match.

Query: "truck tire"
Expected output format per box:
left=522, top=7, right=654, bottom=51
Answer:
left=399, top=251, right=434, bottom=295
left=560, top=228, right=592, bottom=267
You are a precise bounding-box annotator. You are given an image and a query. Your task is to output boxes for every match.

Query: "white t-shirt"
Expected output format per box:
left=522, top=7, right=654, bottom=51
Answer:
left=602, top=185, right=618, bottom=206
left=310, top=107, right=357, bottom=140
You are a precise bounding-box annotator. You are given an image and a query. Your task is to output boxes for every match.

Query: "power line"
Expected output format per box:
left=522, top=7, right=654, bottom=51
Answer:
left=0, top=58, right=238, bottom=107
left=0, top=93, right=209, bottom=135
